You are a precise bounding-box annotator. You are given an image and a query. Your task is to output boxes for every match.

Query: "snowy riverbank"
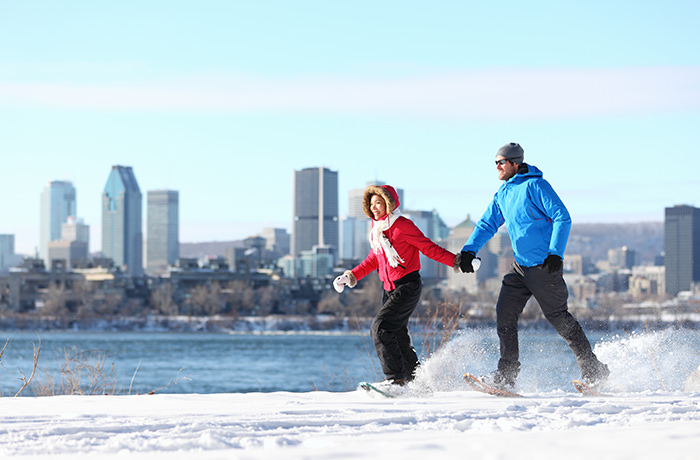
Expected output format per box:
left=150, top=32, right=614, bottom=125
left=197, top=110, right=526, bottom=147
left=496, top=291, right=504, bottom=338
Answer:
left=2, top=388, right=700, bottom=459
left=0, top=313, right=698, bottom=333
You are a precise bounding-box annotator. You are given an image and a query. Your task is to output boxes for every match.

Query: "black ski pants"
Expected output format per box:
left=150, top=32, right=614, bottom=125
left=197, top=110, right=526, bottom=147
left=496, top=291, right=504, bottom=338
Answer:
left=496, top=262, right=598, bottom=375
left=371, top=271, right=422, bottom=381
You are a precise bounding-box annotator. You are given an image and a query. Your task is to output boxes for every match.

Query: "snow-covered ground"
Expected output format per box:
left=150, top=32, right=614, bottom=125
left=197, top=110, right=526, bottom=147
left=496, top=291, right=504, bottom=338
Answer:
left=2, top=328, right=699, bottom=459
left=2, top=386, right=700, bottom=459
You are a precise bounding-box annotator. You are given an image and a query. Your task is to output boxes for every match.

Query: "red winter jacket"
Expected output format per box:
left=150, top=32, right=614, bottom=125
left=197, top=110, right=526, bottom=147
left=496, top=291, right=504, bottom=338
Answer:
left=351, top=216, right=456, bottom=291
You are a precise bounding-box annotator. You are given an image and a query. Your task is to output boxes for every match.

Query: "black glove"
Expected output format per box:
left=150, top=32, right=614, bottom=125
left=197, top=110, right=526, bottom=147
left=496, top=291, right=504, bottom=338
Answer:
left=542, top=254, right=563, bottom=273
left=459, top=251, right=477, bottom=273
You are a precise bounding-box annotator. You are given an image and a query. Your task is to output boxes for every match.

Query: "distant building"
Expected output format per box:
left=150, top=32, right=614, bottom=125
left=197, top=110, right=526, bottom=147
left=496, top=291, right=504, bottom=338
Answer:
left=147, top=190, right=179, bottom=276
left=48, top=240, right=89, bottom=270
left=347, top=186, right=367, bottom=220
left=0, top=234, right=20, bottom=270
left=403, top=209, right=450, bottom=281
left=664, top=205, right=700, bottom=296
left=629, top=265, right=665, bottom=298
left=567, top=275, right=598, bottom=304
left=243, top=235, right=266, bottom=270
left=61, top=216, right=90, bottom=245
left=343, top=184, right=371, bottom=262
left=299, top=245, right=336, bottom=278
left=446, top=215, right=478, bottom=294
left=277, top=254, right=297, bottom=278
left=102, top=166, right=143, bottom=276
left=292, top=167, right=338, bottom=259
left=608, top=246, right=637, bottom=270
left=39, top=180, right=76, bottom=266
left=340, top=216, right=369, bottom=262
left=566, top=254, right=583, bottom=275
left=260, top=227, right=290, bottom=259
left=226, top=246, right=253, bottom=273
left=47, top=216, right=90, bottom=269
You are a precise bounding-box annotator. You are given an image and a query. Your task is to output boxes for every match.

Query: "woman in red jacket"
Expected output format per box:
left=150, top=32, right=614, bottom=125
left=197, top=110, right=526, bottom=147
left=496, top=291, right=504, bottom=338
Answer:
left=334, top=185, right=459, bottom=386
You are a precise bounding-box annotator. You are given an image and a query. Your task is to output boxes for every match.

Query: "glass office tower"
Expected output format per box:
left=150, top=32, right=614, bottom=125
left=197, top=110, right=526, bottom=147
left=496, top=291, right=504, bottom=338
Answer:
left=102, top=166, right=143, bottom=276
left=40, top=180, right=76, bottom=266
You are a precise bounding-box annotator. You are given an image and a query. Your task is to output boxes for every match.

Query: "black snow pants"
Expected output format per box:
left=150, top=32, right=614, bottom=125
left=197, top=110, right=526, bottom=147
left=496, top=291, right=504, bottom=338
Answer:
left=495, top=262, right=603, bottom=379
left=371, top=271, right=422, bottom=381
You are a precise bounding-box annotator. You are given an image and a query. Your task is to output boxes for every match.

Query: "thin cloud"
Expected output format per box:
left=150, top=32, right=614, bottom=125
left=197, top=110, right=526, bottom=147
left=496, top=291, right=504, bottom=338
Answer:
left=1, top=66, right=698, bottom=119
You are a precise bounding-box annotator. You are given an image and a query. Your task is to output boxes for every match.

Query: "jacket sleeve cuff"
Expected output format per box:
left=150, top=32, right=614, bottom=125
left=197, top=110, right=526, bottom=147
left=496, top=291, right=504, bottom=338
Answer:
left=344, top=270, right=358, bottom=288
left=452, top=252, right=461, bottom=273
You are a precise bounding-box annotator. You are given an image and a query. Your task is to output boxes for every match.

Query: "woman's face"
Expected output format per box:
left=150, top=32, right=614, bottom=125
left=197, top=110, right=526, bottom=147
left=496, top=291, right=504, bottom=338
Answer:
left=370, top=194, right=388, bottom=220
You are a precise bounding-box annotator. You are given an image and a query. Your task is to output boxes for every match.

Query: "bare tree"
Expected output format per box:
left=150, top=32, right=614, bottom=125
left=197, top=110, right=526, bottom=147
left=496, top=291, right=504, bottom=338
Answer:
left=347, top=276, right=384, bottom=317
left=253, top=285, right=283, bottom=315
left=15, top=337, right=40, bottom=397
left=150, top=282, right=177, bottom=315
left=317, top=288, right=345, bottom=315
left=74, top=280, right=97, bottom=318
left=42, top=283, right=68, bottom=316
left=225, top=280, right=256, bottom=315
left=188, top=283, right=223, bottom=316
left=101, top=291, right=125, bottom=316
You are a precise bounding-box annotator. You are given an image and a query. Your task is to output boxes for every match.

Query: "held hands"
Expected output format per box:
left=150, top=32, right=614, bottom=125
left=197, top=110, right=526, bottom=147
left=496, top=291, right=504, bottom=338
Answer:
left=542, top=254, right=563, bottom=273
left=333, top=274, right=350, bottom=293
left=459, top=251, right=481, bottom=273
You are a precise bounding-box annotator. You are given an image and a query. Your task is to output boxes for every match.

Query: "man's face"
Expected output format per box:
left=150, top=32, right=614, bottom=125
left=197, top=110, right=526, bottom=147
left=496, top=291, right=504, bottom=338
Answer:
left=496, top=156, right=518, bottom=181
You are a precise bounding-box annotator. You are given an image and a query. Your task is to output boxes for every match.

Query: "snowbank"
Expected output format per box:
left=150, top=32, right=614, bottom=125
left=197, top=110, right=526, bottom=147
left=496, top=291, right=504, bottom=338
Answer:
left=1, top=388, right=699, bottom=459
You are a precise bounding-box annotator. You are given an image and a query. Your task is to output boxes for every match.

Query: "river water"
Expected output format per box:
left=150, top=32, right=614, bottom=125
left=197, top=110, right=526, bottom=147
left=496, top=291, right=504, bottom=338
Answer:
left=0, top=326, right=697, bottom=396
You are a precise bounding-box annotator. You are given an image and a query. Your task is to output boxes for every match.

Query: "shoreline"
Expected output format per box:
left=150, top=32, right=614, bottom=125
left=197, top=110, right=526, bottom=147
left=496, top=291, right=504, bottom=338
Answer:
left=0, top=313, right=698, bottom=333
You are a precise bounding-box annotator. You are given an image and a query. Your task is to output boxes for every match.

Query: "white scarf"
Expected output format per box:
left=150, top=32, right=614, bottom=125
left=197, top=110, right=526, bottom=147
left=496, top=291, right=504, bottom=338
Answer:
left=369, top=210, right=405, bottom=268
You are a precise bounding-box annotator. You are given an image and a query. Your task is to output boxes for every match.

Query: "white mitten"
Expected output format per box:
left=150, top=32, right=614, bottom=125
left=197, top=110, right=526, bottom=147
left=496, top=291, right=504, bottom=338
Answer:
left=472, top=258, right=481, bottom=271
left=333, top=274, right=350, bottom=293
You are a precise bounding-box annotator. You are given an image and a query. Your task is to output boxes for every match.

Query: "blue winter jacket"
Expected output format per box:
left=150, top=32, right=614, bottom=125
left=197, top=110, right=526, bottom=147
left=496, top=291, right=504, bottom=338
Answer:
left=461, top=164, right=571, bottom=267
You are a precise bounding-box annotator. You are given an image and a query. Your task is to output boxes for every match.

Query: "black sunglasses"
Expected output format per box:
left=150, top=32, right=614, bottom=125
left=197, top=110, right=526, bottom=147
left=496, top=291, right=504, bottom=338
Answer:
left=495, top=159, right=510, bottom=166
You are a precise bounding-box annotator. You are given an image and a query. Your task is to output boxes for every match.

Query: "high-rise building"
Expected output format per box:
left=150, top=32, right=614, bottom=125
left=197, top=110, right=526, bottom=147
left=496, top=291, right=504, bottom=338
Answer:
left=292, top=167, right=339, bottom=258
left=39, top=180, right=76, bottom=266
left=102, top=166, right=143, bottom=276
left=347, top=187, right=367, bottom=220
left=0, top=234, right=17, bottom=270
left=340, top=216, right=370, bottom=262
left=664, top=205, right=700, bottom=296
left=146, top=190, right=179, bottom=276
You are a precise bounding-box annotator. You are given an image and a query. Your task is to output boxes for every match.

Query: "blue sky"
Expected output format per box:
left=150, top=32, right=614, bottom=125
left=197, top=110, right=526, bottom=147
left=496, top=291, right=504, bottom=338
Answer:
left=1, top=1, right=699, bottom=254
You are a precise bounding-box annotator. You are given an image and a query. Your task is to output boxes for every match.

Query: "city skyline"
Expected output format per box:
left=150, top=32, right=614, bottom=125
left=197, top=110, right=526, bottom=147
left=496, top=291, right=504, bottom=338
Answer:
left=6, top=175, right=697, bottom=302
left=1, top=2, right=698, bottom=254
left=5, top=164, right=691, bottom=258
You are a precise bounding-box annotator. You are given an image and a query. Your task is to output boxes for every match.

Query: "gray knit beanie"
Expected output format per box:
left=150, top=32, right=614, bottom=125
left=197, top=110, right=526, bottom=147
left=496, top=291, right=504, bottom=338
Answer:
left=496, top=142, right=524, bottom=165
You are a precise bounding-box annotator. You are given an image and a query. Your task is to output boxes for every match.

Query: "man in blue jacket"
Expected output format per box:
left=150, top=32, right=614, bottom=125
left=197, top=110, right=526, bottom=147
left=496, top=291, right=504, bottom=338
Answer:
left=460, top=142, right=609, bottom=390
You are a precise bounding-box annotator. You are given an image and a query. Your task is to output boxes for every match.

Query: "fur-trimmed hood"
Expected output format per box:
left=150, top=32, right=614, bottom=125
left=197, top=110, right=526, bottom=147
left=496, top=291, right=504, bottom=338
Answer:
left=362, top=185, right=400, bottom=219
